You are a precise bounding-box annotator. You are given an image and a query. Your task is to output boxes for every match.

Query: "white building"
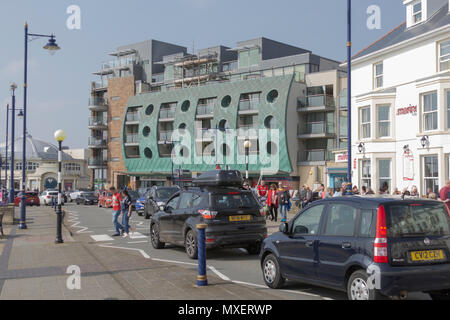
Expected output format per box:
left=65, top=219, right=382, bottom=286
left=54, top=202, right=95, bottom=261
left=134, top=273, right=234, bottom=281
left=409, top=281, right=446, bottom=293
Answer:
left=344, top=0, right=450, bottom=195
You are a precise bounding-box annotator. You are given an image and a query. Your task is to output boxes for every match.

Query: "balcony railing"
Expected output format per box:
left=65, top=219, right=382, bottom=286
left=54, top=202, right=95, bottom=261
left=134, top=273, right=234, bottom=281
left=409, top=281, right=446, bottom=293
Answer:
left=88, top=137, right=107, bottom=147
left=238, top=99, right=259, bottom=112
left=196, top=104, right=215, bottom=116
left=196, top=128, right=215, bottom=140
left=126, top=112, right=140, bottom=122
left=159, top=131, right=173, bottom=142
left=125, top=134, right=139, bottom=144
left=89, top=117, right=107, bottom=127
left=89, top=97, right=108, bottom=107
left=159, top=108, right=176, bottom=119
left=88, top=158, right=107, bottom=167
left=101, top=57, right=136, bottom=70
left=298, top=149, right=334, bottom=162
left=298, top=95, right=335, bottom=108
left=298, top=122, right=334, bottom=135
left=237, top=125, right=258, bottom=137
left=93, top=81, right=108, bottom=89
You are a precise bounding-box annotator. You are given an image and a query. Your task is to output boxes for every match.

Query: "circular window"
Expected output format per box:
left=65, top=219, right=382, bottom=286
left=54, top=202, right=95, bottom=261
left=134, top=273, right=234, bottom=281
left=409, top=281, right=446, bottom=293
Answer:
left=267, top=90, right=279, bottom=103
left=266, top=142, right=278, bottom=155
left=264, top=116, right=275, bottom=129
left=181, top=100, right=190, bottom=112
left=144, top=148, right=153, bottom=159
left=145, top=104, right=154, bottom=116
left=218, top=119, right=228, bottom=132
left=143, top=126, right=151, bottom=137
left=221, top=95, right=231, bottom=108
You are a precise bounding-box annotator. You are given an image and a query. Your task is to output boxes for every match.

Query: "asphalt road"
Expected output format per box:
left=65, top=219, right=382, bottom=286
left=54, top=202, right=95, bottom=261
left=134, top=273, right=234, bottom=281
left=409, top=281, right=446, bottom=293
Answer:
left=63, top=202, right=430, bottom=300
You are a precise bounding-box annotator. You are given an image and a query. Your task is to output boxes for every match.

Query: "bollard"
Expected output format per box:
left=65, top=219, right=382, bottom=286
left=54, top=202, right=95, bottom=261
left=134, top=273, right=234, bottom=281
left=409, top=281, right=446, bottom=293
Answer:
left=196, top=224, right=208, bottom=287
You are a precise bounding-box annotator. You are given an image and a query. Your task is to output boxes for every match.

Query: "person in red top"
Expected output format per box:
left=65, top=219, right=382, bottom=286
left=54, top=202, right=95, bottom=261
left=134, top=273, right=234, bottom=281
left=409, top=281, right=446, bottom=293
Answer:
left=439, top=180, right=450, bottom=212
left=257, top=181, right=269, bottom=198
left=267, top=184, right=279, bottom=222
left=110, top=187, right=124, bottom=236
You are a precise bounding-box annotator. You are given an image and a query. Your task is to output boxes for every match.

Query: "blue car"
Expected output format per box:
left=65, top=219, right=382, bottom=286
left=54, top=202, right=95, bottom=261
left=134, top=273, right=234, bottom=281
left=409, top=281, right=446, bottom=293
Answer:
left=260, top=196, right=450, bottom=300
left=136, top=188, right=151, bottom=216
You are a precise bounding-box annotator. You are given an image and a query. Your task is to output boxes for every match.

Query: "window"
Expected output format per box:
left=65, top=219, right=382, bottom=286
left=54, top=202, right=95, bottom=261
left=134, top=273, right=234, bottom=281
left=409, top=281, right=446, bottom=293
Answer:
left=64, top=163, right=81, bottom=172
left=292, top=205, right=325, bottom=235
left=165, top=195, right=180, bottom=211
left=423, top=155, right=439, bottom=194
left=15, top=162, right=39, bottom=171
left=439, top=40, right=450, bottom=72
left=361, top=159, right=371, bottom=188
left=377, top=105, right=391, bottom=138
left=178, top=192, right=193, bottom=209
left=447, top=91, right=450, bottom=129
left=360, top=107, right=371, bottom=139
left=324, top=204, right=357, bottom=236
left=412, top=1, right=422, bottom=24
left=374, top=62, right=383, bottom=89
left=423, top=92, right=438, bottom=131
left=359, top=209, right=375, bottom=237
left=239, top=51, right=249, bottom=69
left=378, top=159, right=392, bottom=193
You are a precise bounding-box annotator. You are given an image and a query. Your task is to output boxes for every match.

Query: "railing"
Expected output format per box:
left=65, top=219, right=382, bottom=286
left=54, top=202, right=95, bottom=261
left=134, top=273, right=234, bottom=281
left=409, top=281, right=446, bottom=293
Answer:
left=94, top=81, right=108, bottom=89
left=298, top=122, right=334, bottom=135
left=237, top=125, right=258, bottom=137
left=101, top=57, right=136, bottom=70
left=238, top=99, right=259, bottom=111
left=298, top=95, right=335, bottom=108
left=88, top=158, right=107, bottom=167
left=89, top=117, right=107, bottom=127
left=196, top=128, right=214, bottom=140
left=125, top=134, right=139, bottom=144
left=88, top=137, right=107, bottom=147
left=126, top=112, right=140, bottom=122
left=159, top=131, right=173, bottom=142
left=339, top=96, right=348, bottom=109
left=298, top=149, right=334, bottom=162
left=159, top=108, right=176, bottom=119
left=88, top=97, right=108, bottom=107
left=196, top=104, right=215, bottom=116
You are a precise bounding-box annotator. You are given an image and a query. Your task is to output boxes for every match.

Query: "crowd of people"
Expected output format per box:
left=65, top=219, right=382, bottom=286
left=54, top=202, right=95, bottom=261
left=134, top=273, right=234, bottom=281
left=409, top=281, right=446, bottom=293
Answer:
left=108, top=186, right=134, bottom=238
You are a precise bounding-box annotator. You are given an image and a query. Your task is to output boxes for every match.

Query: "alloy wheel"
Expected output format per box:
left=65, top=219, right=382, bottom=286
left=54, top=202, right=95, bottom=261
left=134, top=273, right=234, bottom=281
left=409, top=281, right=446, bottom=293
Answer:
left=185, top=231, right=196, bottom=257
left=350, top=277, right=370, bottom=300
left=263, top=260, right=277, bottom=284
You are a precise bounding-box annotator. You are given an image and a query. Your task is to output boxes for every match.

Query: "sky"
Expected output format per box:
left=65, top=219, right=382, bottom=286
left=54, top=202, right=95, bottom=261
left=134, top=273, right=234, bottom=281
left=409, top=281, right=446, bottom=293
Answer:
left=0, top=0, right=405, bottom=149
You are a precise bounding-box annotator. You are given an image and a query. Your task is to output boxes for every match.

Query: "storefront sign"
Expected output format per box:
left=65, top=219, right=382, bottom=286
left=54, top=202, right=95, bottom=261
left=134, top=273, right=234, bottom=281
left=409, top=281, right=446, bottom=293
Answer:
left=335, top=153, right=348, bottom=163
left=397, top=105, right=417, bottom=116
left=403, top=150, right=414, bottom=181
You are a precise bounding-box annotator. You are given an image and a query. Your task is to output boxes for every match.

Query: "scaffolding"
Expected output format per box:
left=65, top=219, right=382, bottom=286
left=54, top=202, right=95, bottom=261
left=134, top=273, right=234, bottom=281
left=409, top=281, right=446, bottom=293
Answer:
left=172, top=51, right=219, bottom=88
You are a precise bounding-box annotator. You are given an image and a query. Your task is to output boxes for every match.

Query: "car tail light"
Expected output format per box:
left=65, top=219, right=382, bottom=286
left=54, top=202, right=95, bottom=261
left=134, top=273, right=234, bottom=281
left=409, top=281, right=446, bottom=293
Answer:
left=374, top=205, right=388, bottom=264
left=206, top=238, right=215, bottom=243
left=46, top=196, right=51, bottom=199
left=198, top=210, right=217, bottom=220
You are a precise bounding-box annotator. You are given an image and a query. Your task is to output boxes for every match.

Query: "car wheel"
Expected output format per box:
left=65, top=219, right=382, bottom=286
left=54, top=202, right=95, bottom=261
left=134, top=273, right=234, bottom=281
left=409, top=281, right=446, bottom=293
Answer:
left=347, top=270, right=386, bottom=300
left=247, top=243, right=261, bottom=255
left=429, top=291, right=450, bottom=300
left=185, top=229, right=198, bottom=260
left=262, top=254, right=285, bottom=289
left=150, top=223, right=165, bottom=249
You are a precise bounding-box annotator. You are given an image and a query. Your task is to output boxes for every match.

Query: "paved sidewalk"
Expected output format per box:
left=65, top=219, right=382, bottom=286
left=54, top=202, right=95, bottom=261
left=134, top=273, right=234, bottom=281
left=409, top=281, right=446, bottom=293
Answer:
left=0, top=206, right=307, bottom=300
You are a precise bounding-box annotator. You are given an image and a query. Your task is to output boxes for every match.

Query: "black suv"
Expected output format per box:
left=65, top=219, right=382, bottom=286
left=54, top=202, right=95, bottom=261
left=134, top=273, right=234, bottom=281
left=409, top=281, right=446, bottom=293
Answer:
left=150, top=171, right=267, bottom=259
left=260, top=196, right=450, bottom=300
left=75, top=192, right=98, bottom=205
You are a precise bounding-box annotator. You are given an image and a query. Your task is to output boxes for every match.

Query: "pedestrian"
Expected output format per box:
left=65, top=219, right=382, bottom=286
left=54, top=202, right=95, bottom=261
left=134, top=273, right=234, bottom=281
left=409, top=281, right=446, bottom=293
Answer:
left=366, top=187, right=375, bottom=195
left=428, top=192, right=437, bottom=200
left=243, top=181, right=251, bottom=190
left=267, top=184, right=278, bottom=222
left=410, top=185, right=419, bottom=197
left=318, top=184, right=326, bottom=199
left=392, top=188, right=401, bottom=196
left=278, top=183, right=290, bottom=223
left=110, top=186, right=124, bottom=237
left=333, top=187, right=342, bottom=197
left=352, top=185, right=359, bottom=195
left=302, top=186, right=313, bottom=207
left=257, top=180, right=269, bottom=198
left=439, top=180, right=450, bottom=212
left=121, top=190, right=133, bottom=238
left=361, top=186, right=367, bottom=195
left=323, top=187, right=333, bottom=198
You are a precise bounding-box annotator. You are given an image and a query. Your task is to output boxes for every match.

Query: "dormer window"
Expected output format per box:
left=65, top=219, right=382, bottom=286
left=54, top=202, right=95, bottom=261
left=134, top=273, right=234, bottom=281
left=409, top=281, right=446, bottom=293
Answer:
left=413, top=1, right=422, bottom=24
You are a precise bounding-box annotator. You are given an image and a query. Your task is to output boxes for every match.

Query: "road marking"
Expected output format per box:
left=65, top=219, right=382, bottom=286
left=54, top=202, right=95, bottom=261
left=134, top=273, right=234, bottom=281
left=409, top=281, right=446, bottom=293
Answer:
left=129, top=232, right=147, bottom=239
left=67, top=211, right=92, bottom=234
left=207, top=265, right=231, bottom=281
left=97, top=244, right=150, bottom=259
left=91, top=235, right=114, bottom=242
left=127, top=241, right=148, bottom=244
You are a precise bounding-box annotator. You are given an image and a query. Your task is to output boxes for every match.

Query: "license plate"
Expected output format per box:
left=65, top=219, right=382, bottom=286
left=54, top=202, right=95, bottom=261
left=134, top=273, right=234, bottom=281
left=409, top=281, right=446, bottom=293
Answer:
left=410, top=250, right=445, bottom=262
left=229, top=215, right=251, bottom=222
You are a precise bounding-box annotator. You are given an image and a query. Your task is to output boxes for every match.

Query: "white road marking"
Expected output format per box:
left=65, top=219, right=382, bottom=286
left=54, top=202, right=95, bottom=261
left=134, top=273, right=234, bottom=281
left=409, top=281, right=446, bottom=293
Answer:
left=129, top=232, right=147, bottom=239
left=91, top=235, right=114, bottom=242
left=207, top=265, right=231, bottom=281
left=127, top=241, right=148, bottom=244
left=97, top=244, right=150, bottom=259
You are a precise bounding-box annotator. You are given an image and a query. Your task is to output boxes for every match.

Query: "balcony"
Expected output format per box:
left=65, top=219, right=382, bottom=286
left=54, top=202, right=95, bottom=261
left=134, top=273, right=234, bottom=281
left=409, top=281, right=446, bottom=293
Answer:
left=125, top=112, right=140, bottom=124
left=238, top=99, right=259, bottom=114
left=93, top=81, right=108, bottom=91
left=158, top=131, right=174, bottom=143
left=101, top=57, right=136, bottom=71
left=196, top=104, right=215, bottom=118
left=297, top=149, right=333, bottom=165
left=88, top=117, right=107, bottom=130
left=237, top=125, right=258, bottom=139
left=88, top=158, right=107, bottom=169
left=195, top=128, right=215, bottom=142
left=88, top=97, right=108, bottom=112
left=88, top=137, right=107, bottom=149
left=297, top=95, right=335, bottom=113
left=159, top=108, right=176, bottom=121
left=124, top=134, right=139, bottom=146
left=297, top=122, right=335, bottom=139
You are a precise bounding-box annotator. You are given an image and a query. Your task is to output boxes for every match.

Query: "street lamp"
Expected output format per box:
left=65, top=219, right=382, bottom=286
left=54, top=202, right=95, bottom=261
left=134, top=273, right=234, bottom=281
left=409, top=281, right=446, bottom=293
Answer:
left=19, top=22, right=61, bottom=230
left=54, top=129, right=66, bottom=244
left=420, top=135, right=429, bottom=149
left=4, top=104, right=9, bottom=196
left=358, top=142, right=365, bottom=154
left=8, top=83, right=17, bottom=204
left=244, top=140, right=252, bottom=180
left=345, top=0, right=353, bottom=196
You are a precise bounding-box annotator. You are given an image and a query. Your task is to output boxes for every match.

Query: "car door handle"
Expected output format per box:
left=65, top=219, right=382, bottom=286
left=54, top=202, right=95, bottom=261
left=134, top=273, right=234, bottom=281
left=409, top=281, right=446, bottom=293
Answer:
left=305, top=240, right=314, bottom=247
left=342, top=242, right=352, bottom=249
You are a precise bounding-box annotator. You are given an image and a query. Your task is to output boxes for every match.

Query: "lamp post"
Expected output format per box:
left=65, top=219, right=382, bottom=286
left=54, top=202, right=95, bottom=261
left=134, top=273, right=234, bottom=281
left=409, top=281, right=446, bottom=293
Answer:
left=9, top=83, right=17, bottom=204
left=244, top=140, right=252, bottom=180
left=5, top=104, right=9, bottom=195
left=20, top=23, right=61, bottom=230
left=54, top=129, right=66, bottom=244
left=346, top=0, right=353, bottom=196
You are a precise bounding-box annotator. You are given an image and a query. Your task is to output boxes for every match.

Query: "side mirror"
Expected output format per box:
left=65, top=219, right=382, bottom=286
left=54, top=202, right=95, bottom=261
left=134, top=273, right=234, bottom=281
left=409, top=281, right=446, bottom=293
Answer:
left=279, top=223, right=289, bottom=235
left=162, top=205, right=169, bottom=212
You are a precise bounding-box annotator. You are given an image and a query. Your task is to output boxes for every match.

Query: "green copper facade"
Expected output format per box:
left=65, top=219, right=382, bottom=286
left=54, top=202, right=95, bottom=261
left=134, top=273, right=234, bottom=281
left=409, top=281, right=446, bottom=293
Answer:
left=122, top=75, right=298, bottom=176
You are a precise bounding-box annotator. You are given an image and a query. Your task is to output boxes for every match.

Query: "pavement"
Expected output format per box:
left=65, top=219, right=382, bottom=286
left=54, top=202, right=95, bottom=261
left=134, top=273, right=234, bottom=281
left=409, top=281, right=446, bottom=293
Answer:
left=0, top=204, right=320, bottom=300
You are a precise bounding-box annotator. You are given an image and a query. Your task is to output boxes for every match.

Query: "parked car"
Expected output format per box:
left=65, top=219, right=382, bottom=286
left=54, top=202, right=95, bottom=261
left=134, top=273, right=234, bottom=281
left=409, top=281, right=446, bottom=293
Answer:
left=98, top=191, right=113, bottom=208
left=39, top=190, right=65, bottom=206
left=75, top=192, right=98, bottom=205
left=135, top=188, right=151, bottom=216
left=259, top=196, right=450, bottom=300
left=14, top=192, right=40, bottom=207
left=128, top=190, right=140, bottom=212
left=142, top=186, right=180, bottom=219
left=150, top=170, right=267, bottom=259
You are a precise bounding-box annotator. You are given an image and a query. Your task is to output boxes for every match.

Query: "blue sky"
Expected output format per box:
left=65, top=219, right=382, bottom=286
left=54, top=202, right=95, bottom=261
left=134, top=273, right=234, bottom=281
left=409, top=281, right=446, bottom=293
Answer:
left=0, top=0, right=405, bottom=148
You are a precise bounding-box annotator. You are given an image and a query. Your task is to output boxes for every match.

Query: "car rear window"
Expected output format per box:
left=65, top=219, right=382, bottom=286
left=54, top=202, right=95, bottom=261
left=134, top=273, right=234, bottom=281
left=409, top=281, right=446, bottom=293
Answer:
left=386, top=203, right=450, bottom=237
left=210, top=192, right=258, bottom=210
left=156, top=188, right=179, bottom=199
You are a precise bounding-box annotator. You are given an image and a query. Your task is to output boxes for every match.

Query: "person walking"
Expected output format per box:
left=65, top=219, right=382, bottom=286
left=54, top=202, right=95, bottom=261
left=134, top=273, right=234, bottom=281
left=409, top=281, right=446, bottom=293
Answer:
left=257, top=180, right=269, bottom=198
left=121, top=190, right=133, bottom=238
left=110, top=187, right=124, bottom=237
left=439, top=180, right=450, bottom=211
left=278, top=184, right=290, bottom=223
left=267, top=184, right=278, bottom=222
